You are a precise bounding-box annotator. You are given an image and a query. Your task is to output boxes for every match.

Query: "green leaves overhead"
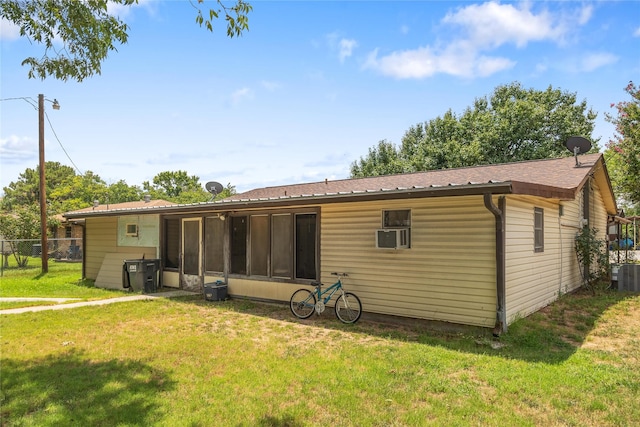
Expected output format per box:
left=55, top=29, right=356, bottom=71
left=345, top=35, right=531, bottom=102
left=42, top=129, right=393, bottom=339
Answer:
left=605, top=81, right=640, bottom=211
left=1, top=0, right=252, bottom=81
left=194, top=0, right=252, bottom=38
left=1, top=0, right=134, bottom=81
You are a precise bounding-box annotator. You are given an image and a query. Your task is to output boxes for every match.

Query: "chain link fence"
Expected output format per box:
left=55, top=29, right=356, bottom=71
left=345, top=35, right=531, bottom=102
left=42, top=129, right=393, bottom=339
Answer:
left=1, top=238, right=83, bottom=270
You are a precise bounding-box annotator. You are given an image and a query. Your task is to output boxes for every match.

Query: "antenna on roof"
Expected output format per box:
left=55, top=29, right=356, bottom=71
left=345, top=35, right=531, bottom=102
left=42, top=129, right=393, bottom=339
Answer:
left=565, top=136, right=592, bottom=167
left=205, top=181, right=224, bottom=201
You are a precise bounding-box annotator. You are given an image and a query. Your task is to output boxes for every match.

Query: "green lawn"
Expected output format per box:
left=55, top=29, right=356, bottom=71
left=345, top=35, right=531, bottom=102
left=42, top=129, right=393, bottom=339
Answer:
left=0, top=257, right=131, bottom=309
left=1, top=267, right=639, bottom=426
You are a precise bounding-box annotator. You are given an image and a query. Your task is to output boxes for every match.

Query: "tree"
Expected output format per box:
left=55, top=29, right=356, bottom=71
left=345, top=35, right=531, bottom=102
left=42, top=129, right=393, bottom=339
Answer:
left=1, top=163, right=147, bottom=213
left=0, top=0, right=252, bottom=82
left=1, top=161, right=76, bottom=210
left=0, top=204, right=57, bottom=267
left=605, top=81, right=640, bottom=210
left=143, top=170, right=210, bottom=203
left=351, top=140, right=413, bottom=178
left=106, top=180, right=144, bottom=204
left=351, top=82, right=598, bottom=177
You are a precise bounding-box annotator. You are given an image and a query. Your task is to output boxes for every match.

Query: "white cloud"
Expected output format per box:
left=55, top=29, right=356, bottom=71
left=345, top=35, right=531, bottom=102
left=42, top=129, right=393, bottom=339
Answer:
left=107, top=0, right=154, bottom=18
left=229, top=87, right=253, bottom=106
left=325, top=32, right=358, bottom=62
left=634, top=27, right=640, bottom=37
left=442, top=1, right=564, bottom=48
left=400, top=25, right=410, bottom=35
left=338, top=38, right=358, bottom=62
left=364, top=1, right=580, bottom=80
left=364, top=41, right=514, bottom=79
left=578, top=4, right=593, bottom=25
left=579, top=52, right=619, bottom=72
left=0, top=135, right=37, bottom=163
left=0, top=19, right=20, bottom=41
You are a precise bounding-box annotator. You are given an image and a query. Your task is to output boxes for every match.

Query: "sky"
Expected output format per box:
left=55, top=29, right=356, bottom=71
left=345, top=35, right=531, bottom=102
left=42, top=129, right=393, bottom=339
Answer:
left=1, top=1, right=639, bottom=196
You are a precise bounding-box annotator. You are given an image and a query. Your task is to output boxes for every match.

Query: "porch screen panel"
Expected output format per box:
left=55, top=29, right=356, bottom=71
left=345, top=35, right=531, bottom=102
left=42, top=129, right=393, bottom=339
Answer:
left=250, top=215, right=269, bottom=276
left=183, top=220, right=199, bottom=275
left=271, top=214, right=292, bottom=278
left=164, top=218, right=179, bottom=269
left=231, top=216, right=247, bottom=274
left=205, top=217, right=224, bottom=273
left=295, top=213, right=317, bottom=280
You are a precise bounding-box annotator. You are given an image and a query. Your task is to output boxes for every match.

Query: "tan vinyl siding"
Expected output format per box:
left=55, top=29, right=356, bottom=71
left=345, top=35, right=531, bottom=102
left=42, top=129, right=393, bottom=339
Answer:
left=505, top=196, right=563, bottom=322
left=85, top=217, right=156, bottom=281
left=559, top=197, right=584, bottom=293
left=321, top=195, right=497, bottom=328
left=590, top=179, right=608, bottom=237
left=504, top=177, right=610, bottom=324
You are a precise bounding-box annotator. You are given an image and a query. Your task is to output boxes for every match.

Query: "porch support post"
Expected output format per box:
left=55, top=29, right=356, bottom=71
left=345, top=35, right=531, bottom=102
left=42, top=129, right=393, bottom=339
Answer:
left=484, top=193, right=507, bottom=335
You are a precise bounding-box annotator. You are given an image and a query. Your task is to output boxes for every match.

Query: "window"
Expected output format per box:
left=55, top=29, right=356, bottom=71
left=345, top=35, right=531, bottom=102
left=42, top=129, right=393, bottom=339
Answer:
left=205, top=217, right=225, bottom=273
left=295, top=214, right=317, bottom=280
left=383, top=209, right=411, bottom=227
left=271, top=214, right=292, bottom=278
left=231, top=216, right=247, bottom=274
left=65, top=226, right=72, bottom=238
left=250, top=215, right=269, bottom=276
left=125, top=223, right=138, bottom=236
left=534, top=208, right=544, bottom=253
left=227, top=211, right=317, bottom=281
left=379, top=209, right=411, bottom=249
left=183, top=220, right=200, bottom=275
left=164, top=218, right=179, bottom=269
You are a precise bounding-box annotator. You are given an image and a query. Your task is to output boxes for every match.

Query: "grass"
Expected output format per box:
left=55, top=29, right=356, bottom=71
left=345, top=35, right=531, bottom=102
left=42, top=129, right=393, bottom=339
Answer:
left=0, top=257, right=131, bottom=309
left=1, top=268, right=639, bottom=426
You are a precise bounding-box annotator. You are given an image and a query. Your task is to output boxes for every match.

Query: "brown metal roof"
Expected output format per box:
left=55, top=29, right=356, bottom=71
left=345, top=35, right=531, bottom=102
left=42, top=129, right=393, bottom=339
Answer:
left=68, top=199, right=176, bottom=214
left=64, top=153, right=615, bottom=218
left=228, top=153, right=603, bottom=201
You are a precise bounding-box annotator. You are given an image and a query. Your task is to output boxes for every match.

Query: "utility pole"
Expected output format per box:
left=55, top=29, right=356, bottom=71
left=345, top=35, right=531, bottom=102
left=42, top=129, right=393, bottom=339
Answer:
left=38, top=94, right=48, bottom=273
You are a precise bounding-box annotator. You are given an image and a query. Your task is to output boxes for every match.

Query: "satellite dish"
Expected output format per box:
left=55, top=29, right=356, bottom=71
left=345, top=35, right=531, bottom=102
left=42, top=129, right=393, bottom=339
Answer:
left=205, top=181, right=224, bottom=200
left=565, top=136, right=592, bottom=166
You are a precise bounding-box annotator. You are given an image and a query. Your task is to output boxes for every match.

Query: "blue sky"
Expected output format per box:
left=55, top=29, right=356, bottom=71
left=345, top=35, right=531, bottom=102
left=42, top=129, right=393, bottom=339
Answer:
left=1, top=1, right=639, bottom=194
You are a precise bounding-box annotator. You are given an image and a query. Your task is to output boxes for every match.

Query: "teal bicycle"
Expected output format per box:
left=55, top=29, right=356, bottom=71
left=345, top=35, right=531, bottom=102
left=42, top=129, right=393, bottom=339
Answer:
left=290, top=272, right=362, bottom=324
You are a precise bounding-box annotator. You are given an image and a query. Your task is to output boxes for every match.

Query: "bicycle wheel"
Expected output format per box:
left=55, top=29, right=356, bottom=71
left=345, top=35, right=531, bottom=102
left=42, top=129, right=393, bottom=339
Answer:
left=334, top=292, right=362, bottom=324
left=290, top=289, right=316, bottom=319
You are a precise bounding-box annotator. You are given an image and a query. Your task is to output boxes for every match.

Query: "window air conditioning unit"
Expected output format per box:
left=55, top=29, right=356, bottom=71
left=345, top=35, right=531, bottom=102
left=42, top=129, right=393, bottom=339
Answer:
left=376, top=228, right=409, bottom=249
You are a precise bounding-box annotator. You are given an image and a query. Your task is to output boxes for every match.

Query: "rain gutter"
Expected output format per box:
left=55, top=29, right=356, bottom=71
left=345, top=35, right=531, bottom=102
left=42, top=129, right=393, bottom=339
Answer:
left=484, top=193, right=507, bottom=335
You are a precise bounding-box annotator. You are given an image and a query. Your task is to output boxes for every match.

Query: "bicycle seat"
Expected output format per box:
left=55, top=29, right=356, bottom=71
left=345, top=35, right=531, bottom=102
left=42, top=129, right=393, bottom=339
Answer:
left=310, top=281, right=322, bottom=287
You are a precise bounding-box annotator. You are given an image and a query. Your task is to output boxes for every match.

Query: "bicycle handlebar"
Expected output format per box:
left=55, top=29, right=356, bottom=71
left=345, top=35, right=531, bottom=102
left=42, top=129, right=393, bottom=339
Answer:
left=331, top=272, right=348, bottom=277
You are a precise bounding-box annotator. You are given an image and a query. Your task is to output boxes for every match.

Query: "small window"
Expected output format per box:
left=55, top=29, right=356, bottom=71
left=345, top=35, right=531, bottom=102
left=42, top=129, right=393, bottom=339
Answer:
left=534, top=208, right=544, bottom=253
left=383, top=209, right=411, bottom=228
left=126, top=223, right=138, bottom=237
left=65, top=226, right=72, bottom=238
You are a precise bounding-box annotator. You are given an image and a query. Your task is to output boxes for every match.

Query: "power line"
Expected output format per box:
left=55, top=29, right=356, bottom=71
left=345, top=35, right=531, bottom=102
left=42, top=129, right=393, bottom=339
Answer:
left=1, top=96, right=84, bottom=175
left=44, top=111, right=83, bottom=175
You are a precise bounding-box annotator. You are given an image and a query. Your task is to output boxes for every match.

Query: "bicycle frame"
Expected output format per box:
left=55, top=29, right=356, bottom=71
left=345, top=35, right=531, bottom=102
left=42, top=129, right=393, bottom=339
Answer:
left=313, top=279, right=344, bottom=305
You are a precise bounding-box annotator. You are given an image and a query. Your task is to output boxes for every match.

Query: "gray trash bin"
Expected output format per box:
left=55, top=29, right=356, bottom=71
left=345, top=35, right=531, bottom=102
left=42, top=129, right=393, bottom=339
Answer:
left=123, top=259, right=161, bottom=293
left=204, top=280, right=227, bottom=301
